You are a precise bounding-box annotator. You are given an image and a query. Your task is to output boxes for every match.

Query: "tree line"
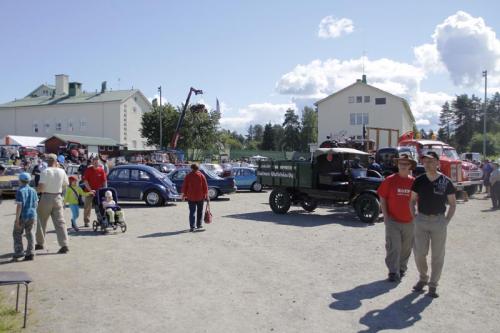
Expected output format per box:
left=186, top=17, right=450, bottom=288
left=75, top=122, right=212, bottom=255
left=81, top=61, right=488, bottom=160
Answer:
left=437, top=92, right=500, bottom=155
left=140, top=104, right=318, bottom=153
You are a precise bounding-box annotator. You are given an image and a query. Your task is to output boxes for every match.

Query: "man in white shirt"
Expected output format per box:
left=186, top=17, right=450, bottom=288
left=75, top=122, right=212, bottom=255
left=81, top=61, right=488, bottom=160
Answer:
left=35, top=154, right=70, bottom=254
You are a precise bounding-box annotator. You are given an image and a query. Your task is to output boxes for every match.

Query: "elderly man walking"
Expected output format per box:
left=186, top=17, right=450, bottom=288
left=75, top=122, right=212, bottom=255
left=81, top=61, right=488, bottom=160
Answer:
left=410, top=151, right=457, bottom=298
left=378, top=154, right=416, bottom=282
left=35, top=154, right=70, bottom=254
left=82, top=155, right=107, bottom=227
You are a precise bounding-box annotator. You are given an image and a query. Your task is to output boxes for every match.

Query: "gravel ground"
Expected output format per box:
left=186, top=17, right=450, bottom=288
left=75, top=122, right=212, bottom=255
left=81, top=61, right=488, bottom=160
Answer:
left=0, top=191, right=498, bottom=333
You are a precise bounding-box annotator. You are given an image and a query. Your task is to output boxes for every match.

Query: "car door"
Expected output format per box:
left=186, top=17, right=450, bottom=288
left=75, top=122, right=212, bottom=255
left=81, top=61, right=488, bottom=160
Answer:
left=240, top=168, right=255, bottom=189
left=108, top=168, right=130, bottom=199
left=129, top=169, right=151, bottom=199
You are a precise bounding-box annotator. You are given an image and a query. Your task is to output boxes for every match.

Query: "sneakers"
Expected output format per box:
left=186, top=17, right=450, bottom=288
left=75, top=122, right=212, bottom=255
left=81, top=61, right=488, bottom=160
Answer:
left=35, top=244, right=44, bottom=250
left=190, top=228, right=195, bottom=232
left=196, top=225, right=204, bottom=230
left=387, top=273, right=400, bottom=282
left=57, top=246, right=69, bottom=254
left=399, top=270, right=406, bottom=278
left=24, top=254, right=34, bottom=261
left=412, top=281, right=427, bottom=292
left=11, top=256, right=23, bottom=262
left=426, top=287, right=439, bottom=298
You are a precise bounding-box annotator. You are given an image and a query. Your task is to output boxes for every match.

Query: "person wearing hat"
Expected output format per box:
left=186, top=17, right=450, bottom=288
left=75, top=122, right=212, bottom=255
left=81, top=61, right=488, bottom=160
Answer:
left=64, top=175, right=89, bottom=232
left=13, top=172, right=38, bottom=261
left=82, top=155, right=107, bottom=227
left=35, top=153, right=70, bottom=254
left=368, top=156, right=383, bottom=174
left=377, top=153, right=417, bottom=282
left=489, top=161, right=500, bottom=209
left=409, top=151, right=457, bottom=298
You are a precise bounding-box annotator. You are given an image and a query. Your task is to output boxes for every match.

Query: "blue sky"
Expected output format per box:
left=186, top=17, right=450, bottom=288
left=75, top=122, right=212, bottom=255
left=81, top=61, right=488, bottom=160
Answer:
left=1, top=0, right=499, bottom=134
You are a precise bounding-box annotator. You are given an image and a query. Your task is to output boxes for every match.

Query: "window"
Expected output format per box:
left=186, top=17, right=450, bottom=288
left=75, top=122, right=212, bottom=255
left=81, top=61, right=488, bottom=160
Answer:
left=172, top=170, right=188, bottom=181
left=80, top=119, right=87, bottom=131
left=350, top=113, right=369, bottom=125
left=99, top=146, right=106, bottom=151
left=133, top=107, right=137, bottom=113
left=242, top=169, right=254, bottom=176
left=375, top=97, right=386, bottom=105
left=350, top=113, right=356, bottom=125
left=107, top=146, right=114, bottom=151
left=116, top=169, right=130, bottom=180
left=44, top=121, right=51, bottom=133
left=131, top=170, right=150, bottom=181
left=132, top=140, right=137, bottom=148
left=55, top=121, right=62, bottom=131
left=356, top=96, right=362, bottom=103
left=364, top=96, right=370, bottom=103
left=67, top=120, right=74, bottom=132
left=348, top=96, right=355, bottom=103
left=33, top=121, right=39, bottom=133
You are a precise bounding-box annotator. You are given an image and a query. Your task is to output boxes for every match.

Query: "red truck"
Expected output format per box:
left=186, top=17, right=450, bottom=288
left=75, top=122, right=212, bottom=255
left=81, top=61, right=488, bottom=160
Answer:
left=398, top=137, right=482, bottom=195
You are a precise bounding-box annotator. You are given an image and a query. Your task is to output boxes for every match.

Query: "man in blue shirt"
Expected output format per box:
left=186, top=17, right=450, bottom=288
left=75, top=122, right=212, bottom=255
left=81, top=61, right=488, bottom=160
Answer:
left=13, top=172, right=38, bottom=261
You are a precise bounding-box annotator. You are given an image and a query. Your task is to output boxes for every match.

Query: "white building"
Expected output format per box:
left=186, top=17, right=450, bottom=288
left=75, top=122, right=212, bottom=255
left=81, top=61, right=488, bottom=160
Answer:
left=315, top=76, right=415, bottom=148
left=0, top=74, right=153, bottom=150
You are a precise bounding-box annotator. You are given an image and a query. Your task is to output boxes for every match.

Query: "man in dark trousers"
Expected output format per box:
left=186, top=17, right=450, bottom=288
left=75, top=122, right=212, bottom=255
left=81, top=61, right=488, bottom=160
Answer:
left=182, top=163, right=208, bottom=232
left=409, top=151, right=456, bottom=298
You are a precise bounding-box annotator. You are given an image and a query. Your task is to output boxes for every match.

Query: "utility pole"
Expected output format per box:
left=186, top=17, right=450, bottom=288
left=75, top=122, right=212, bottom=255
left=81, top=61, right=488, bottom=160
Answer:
left=482, top=70, right=487, bottom=158
left=158, top=86, right=162, bottom=150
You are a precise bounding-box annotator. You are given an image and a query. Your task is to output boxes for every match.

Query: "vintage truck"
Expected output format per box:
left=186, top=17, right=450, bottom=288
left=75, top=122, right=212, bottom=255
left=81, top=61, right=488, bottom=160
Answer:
left=257, top=147, right=383, bottom=223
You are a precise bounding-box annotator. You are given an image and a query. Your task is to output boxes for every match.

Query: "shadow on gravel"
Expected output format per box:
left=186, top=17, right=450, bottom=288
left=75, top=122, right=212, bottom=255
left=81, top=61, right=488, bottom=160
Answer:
left=138, top=230, right=190, bottom=238
left=358, top=292, right=433, bottom=333
left=330, top=280, right=398, bottom=311
left=224, top=210, right=372, bottom=228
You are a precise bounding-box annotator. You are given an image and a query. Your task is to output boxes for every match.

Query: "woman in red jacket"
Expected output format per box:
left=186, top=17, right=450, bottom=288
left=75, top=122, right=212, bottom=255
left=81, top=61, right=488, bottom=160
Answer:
left=182, top=164, right=209, bottom=232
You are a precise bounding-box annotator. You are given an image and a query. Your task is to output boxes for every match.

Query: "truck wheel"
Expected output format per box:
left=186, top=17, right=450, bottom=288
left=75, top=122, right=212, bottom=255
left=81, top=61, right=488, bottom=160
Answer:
left=269, top=188, right=291, bottom=214
left=465, top=185, right=477, bottom=197
left=355, top=193, right=380, bottom=223
left=300, top=198, right=318, bottom=212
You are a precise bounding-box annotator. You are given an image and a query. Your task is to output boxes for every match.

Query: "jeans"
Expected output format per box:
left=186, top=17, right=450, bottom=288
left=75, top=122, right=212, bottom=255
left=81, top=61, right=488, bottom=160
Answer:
left=69, top=204, right=80, bottom=228
left=188, top=201, right=204, bottom=229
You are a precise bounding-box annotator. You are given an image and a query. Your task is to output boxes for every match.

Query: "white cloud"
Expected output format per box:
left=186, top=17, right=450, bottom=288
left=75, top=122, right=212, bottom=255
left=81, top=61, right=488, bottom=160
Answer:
left=318, top=16, right=354, bottom=39
left=147, top=94, right=168, bottom=105
left=219, top=102, right=296, bottom=133
left=276, top=57, right=425, bottom=100
left=410, top=91, right=454, bottom=129
left=415, top=11, right=500, bottom=87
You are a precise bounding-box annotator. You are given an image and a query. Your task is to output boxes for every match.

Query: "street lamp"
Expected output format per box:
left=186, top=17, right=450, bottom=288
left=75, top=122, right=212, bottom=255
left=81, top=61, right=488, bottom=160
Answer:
left=158, top=86, right=162, bottom=150
left=482, top=70, right=487, bottom=158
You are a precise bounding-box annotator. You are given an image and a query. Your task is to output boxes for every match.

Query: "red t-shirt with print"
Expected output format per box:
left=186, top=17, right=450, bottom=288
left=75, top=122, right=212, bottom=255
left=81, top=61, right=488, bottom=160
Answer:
left=377, top=173, right=415, bottom=223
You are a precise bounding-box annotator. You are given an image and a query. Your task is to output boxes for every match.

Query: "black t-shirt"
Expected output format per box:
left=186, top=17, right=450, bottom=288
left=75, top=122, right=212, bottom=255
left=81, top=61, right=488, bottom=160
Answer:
left=411, top=173, right=456, bottom=215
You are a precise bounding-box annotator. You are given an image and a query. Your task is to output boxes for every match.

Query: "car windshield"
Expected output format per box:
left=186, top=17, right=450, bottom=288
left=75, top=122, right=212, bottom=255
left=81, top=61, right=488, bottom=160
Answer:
left=148, top=167, right=174, bottom=185
left=201, top=167, right=221, bottom=179
left=443, top=148, right=459, bottom=160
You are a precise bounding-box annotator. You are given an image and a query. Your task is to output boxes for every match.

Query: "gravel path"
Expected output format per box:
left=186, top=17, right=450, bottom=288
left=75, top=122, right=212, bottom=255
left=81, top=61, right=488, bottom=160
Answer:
left=0, top=191, right=498, bottom=332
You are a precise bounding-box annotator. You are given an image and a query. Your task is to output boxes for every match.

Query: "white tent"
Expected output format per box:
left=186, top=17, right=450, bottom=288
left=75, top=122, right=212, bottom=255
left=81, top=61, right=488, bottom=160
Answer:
left=1, top=135, right=46, bottom=147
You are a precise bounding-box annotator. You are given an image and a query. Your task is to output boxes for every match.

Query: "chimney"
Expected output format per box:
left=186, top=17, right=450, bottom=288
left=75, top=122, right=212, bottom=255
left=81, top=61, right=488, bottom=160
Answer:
left=68, top=82, right=82, bottom=96
left=362, top=74, right=367, bottom=84
left=101, top=81, right=107, bottom=94
left=55, top=74, right=69, bottom=95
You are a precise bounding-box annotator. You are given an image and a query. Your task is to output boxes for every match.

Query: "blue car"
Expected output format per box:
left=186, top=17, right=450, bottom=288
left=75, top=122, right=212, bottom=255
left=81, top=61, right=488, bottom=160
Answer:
left=107, top=164, right=180, bottom=206
left=168, top=167, right=237, bottom=200
left=232, top=167, right=262, bottom=192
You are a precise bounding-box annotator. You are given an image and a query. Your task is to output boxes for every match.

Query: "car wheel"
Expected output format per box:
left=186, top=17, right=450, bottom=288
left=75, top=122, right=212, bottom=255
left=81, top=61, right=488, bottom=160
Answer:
left=269, top=188, right=291, bottom=214
left=208, top=188, right=219, bottom=200
left=300, top=197, right=318, bottom=212
left=355, top=193, right=380, bottom=223
left=144, top=189, right=164, bottom=207
left=251, top=182, right=263, bottom=192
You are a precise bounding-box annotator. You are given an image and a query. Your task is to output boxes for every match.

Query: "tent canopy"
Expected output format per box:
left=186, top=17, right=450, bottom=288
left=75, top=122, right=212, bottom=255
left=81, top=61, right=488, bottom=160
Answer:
left=2, top=135, right=46, bottom=147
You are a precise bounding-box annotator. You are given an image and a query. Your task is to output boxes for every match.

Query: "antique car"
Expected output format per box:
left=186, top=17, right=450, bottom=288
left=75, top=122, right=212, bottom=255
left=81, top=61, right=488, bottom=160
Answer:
left=0, top=166, right=30, bottom=196
left=232, top=167, right=263, bottom=192
left=257, top=148, right=383, bottom=223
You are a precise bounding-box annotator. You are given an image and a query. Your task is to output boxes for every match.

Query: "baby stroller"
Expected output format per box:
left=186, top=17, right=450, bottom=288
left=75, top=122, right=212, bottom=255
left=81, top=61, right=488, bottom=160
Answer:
left=92, top=187, right=127, bottom=233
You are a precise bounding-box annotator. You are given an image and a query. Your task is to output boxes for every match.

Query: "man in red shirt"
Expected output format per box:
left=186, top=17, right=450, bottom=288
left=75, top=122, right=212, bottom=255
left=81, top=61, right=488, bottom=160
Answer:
left=82, top=155, right=107, bottom=227
left=377, top=154, right=416, bottom=282
left=182, top=164, right=208, bottom=232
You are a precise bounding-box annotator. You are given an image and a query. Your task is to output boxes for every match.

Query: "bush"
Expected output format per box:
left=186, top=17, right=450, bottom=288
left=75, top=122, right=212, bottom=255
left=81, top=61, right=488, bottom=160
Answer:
left=469, top=132, right=499, bottom=156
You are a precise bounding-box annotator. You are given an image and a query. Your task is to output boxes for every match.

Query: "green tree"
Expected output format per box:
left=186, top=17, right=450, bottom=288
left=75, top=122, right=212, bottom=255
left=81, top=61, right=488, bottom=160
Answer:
left=282, top=108, right=301, bottom=151
left=300, top=106, right=318, bottom=151
left=253, top=124, right=264, bottom=142
left=453, top=94, right=480, bottom=152
left=438, top=101, right=454, bottom=143
left=246, top=125, right=254, bottom=142
left=140, top=103, right=178, bottom=149
left=272, top=124, right=285, bottom=151
left=260, top=123, right=275, bottom=150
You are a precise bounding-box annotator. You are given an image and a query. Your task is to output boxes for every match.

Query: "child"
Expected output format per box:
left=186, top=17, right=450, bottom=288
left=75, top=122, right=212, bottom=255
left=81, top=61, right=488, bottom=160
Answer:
left=13, top=172, right=38, bottom=261
left=64, top=175, right=89, bottom=232
left=102, top=190, right=124, bottom=224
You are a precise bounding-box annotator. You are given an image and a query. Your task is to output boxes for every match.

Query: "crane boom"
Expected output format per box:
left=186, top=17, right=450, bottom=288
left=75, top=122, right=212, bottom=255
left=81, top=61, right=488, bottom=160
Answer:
left=169, top=87, right=203, bottom=150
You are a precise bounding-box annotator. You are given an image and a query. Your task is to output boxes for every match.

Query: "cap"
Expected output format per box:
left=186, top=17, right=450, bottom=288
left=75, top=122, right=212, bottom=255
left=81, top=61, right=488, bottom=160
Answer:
left=394, top=153, right=417, bottom=169
left=19, top=172, right=31, bottom=182
left=422, top=151, right=439, bottom=160
left=47, top=153, right=57, bottom=161
left=68, top=175, right=78, bottom=182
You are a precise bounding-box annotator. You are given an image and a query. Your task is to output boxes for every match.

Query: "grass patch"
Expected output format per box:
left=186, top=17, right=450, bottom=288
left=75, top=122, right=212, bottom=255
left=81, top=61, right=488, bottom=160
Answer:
left=0, top=291, right=22, bottom=333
